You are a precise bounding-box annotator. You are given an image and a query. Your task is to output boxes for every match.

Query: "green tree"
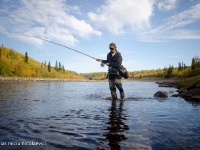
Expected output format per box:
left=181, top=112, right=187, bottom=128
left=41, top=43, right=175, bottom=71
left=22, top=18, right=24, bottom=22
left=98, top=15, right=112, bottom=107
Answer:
left=59, top=62, right=62, bottom=71
left=25, top=52, right=28, bottom=63
left=182, top=61, right=184, bottom=69
left=48, top=61, right=51, bottom=72
left=178, top=62, right=182, bottom=71
left=166, top=65, right=174, bottom=77
left=62, top=65, right=65, bottom=73
left=55, top=61, right=58, bottom=71
left=191, top=58, right=195, bottom=70
left=184, top=64, right=187, bottom=69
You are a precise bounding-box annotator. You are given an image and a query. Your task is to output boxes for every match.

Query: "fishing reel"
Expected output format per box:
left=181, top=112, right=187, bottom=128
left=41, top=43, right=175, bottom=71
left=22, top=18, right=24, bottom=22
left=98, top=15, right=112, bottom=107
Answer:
left=100, top=63, right=105, bottom=67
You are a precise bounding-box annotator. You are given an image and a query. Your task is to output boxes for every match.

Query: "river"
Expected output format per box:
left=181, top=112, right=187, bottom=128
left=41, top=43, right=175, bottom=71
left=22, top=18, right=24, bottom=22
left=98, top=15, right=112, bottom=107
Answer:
left=0, top=81, right=200, bottom=150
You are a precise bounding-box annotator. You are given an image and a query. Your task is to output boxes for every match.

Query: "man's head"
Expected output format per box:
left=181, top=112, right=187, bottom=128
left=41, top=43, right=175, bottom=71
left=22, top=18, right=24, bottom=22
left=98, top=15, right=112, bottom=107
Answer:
left=109, top=42, right=117, bottom=54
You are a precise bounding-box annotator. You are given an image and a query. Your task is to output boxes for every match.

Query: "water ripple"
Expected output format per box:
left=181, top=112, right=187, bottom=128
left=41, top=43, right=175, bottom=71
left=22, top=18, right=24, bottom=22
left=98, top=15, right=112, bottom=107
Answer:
left=0, top=81, right=200, bottom=149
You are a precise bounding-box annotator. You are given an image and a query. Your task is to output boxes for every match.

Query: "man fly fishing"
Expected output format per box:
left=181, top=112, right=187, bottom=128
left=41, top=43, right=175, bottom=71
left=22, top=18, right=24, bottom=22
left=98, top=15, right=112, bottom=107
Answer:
left=22, top=35, right=127, bottom=100
left=96, top=42, right=125, bottom=100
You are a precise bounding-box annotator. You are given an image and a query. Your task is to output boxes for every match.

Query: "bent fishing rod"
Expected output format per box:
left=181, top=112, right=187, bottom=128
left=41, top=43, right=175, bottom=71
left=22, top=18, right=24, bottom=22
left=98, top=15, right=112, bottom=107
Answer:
left=22, top=34, right=98, bottom=60
left=22, top=34, right=106, bottom=67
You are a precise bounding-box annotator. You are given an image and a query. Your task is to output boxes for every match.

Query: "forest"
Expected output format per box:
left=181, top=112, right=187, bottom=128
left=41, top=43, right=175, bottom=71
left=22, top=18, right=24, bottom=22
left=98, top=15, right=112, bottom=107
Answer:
left=0, top=45, right=82, bottom=79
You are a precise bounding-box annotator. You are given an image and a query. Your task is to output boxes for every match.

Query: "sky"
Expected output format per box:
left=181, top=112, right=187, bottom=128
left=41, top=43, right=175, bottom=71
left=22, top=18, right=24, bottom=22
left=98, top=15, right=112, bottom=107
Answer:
left=0, top=0, right=200, bottom=73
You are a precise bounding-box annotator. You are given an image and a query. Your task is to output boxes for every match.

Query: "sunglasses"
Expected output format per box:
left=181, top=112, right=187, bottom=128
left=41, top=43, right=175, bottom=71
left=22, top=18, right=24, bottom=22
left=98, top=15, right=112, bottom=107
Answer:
left=109, top=48, right=115, bottom=50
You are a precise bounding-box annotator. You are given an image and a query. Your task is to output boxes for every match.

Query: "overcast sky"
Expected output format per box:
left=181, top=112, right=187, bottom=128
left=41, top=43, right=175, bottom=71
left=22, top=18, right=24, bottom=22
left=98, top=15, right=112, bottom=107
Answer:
left=0, top=0, right=200, bottom=73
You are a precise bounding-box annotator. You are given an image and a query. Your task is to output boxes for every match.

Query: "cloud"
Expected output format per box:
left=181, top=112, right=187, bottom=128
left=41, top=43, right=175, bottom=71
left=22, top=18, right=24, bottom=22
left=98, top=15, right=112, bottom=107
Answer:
left=87, top=0, right=200, bottom=42
left=137, top=3, right=200, bottom=41
left=157, top=0, right=177, bottom=11
left=88, top=0, right=155, bottom=35
left=67, top=5, right=82, bottom=15
left=0, top=0, right=102, bottom=45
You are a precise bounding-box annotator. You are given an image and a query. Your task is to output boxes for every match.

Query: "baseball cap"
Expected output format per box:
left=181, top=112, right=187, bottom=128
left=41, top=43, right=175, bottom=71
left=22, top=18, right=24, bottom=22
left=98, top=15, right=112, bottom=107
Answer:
left=109, top=42, right=117, bottom=49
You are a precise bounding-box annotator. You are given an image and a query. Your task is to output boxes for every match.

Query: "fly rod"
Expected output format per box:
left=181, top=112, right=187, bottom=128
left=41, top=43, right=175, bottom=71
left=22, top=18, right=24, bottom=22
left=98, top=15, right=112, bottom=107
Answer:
left=22, top=34, right=97, bottom=60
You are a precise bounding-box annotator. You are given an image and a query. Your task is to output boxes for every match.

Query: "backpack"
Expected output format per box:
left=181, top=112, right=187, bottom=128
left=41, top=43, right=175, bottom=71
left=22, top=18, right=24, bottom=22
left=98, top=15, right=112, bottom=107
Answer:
left=118, top=65, right=129, bottom=79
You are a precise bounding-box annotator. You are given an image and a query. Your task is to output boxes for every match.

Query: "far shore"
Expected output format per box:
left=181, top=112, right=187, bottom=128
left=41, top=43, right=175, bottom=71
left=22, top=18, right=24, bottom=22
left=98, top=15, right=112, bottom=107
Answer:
left=0, top=77, right=94, bottom=82
left=123, top=76, right=180, bottom=82
left=0, top=76, right=180, bottom=83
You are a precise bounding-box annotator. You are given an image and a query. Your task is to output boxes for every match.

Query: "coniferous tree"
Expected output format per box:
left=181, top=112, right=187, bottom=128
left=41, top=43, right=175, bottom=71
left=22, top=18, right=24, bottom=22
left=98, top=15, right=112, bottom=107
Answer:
left=48, top=61, right=51, bottom=72
left=191, top=58, right=195, bottom=70
left=166, top=65, right=174, bottom=77
left=62, top=65, right=65, bottom=73
left=59, top=62, right=62, bottom=71
left=182, top=61, right=184, bottom=69
left=184, top=64, right=187, bottom=69
left=25, top=52, right=28, bottom=63
left=55, top=61, right=58, bottom=71
left=178, top=62, right=182, bottom=71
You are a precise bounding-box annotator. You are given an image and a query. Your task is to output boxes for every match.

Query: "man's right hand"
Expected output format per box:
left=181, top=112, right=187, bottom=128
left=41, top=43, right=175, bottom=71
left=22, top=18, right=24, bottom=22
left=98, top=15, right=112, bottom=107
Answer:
left=96, top=58, right=102, bottom=62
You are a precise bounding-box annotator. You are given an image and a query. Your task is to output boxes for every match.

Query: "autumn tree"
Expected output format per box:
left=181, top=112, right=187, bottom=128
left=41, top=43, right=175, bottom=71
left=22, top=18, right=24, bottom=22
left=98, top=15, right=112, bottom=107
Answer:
left=0, top=47, right=2, bottom=58
left=0, top=46, right=83, bottom=79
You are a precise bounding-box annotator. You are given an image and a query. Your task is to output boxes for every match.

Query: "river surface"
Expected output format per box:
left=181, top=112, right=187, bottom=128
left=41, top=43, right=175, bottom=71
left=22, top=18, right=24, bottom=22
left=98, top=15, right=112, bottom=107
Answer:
left=0, top=81, right=200, bottom=150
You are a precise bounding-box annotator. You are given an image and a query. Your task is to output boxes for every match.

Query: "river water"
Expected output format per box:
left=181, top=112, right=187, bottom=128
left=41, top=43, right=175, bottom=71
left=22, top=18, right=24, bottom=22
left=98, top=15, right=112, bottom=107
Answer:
left=0, top=81, right=200, bottom=150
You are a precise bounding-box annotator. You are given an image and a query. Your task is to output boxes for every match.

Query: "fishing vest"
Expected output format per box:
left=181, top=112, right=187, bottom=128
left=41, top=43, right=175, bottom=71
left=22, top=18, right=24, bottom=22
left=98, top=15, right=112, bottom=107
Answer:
left=107, top=52, right=120, bottom=79
left=107, top=52, right=128, bottom=79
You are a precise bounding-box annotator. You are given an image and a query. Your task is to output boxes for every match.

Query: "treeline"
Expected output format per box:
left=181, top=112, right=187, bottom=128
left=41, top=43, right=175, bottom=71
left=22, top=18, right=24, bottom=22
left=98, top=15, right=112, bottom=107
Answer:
left=80, top=72, right=107, bottom=80
left=0, top=45, right=82, bottom=79
left=81, top=56, right=200, bottom=80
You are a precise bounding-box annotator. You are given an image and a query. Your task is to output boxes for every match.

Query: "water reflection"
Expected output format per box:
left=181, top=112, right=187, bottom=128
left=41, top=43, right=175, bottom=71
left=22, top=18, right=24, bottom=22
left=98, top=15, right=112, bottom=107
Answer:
left=105, top=100, right=129, bottom=149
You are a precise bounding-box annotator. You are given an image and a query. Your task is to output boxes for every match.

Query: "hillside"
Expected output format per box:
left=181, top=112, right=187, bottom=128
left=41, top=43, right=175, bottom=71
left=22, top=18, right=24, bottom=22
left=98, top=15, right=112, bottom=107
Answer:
left=0, top=45, right=82, bottom=79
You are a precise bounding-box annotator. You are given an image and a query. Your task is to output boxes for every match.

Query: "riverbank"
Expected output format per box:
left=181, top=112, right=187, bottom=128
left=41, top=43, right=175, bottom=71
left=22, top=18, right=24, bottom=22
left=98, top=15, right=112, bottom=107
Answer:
left=0, top=77, right=94, bottom=82
left=174, top=75, right=200, bottom=101
left=0, top=76, right=180, bottom=82
left=157, top=75, right=200, bottom=102
left=125, top=76, right=180, bottom=82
